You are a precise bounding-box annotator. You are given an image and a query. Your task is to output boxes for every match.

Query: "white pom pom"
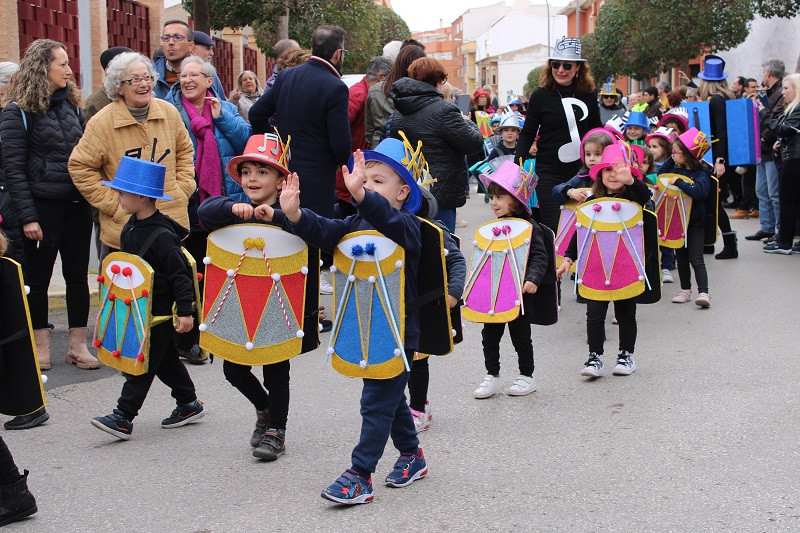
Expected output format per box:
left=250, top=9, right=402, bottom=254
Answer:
left=198, top=323, right=207, bottom=332
left=487, top=251, right=493, bottom=256
left=393, top=348, right=402, bottom=356
left=503, top=248, right=508, bottom=254
left=617, top=230, right=623, bottom=235
left=226, top=269, right=236, bottom=278
left=604, top=280, right=611, bottom=286
left=24, top=285, right=30, bottom=295
left=576, top=278, right=583, bottom=285
left=296, top=330, right=304, bottom=338
left=41, top=374, right=48, bottom=383
left=348, top=274, right=356, bottom=282
left=658, top=230, right=662, bottom=236
left=396, top=260, right=403, bottom=268
left=368, top=275, right=376, bottom=284
left=301, top=266, right=309, bottom=275
left=452, top=329, right=457, bottom=337
left=329, top=265, right=337, bottom=273
left=638, top=220, right=644, bottom=226
left=359, top=359, right=368, bottom=368
left=514, top=300, right=520, bottom=306
left=575, top=222, right=582, bottom=228
left=320, top=259, right=324, bottom=267
left=472, top=240, right=478, bottom=246
left=245, top=342, right=254, bottom=351
left=318, top=322, right=323, bottom=332
left=591, top=229, right=597, bottom=234
left=524, top=238, right=530, bottom=244
left=443, top=249, right=449, bottom=256
left=488, top=309, right=495, bottom=316
left=326, top=347, right=334, bottom=355
left=203, top=256, right=212, bottom=265
left=271, top=272, right=281, bottom=281
left=638, top=275, right=644, bottom=281
left=560, top=205, right=565, bottom=210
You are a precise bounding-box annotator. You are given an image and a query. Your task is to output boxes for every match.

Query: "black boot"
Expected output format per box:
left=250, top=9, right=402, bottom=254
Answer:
left=0, top=470, right=37, bottom=527
left=715, top=231, right=739, bottom=259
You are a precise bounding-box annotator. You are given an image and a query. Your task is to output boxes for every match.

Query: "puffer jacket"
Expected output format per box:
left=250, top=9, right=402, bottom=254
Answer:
left=166, top=84, right=251, bottom=204
left=390, top=77, right=483, bottom=210
left=762, top=104, right=800, bottom=161
left=69, top=97, right=195, bottom=249
left=0, top=143, right=24, bottom=264
left=0, top=87, right=85, bottom=225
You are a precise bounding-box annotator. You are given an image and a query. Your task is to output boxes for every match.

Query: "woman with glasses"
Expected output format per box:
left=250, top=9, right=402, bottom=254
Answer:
left=598, top=78, right=626, bottom=125
left=69, top=52, right=195, bottom=259
left=514, top=37, right=602, bottom=232
left=1, top=39, right=99, bottom=373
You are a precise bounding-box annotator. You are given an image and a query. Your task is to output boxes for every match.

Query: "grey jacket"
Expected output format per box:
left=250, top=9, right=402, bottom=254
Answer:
left=365, top=81, right=394, bottom=149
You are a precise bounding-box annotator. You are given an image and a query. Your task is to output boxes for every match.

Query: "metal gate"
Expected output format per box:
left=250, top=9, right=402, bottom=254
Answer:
left=213, top=36, right=234, bottom=96
left=107, top=0, right=150, bottom=58
left=243, top=45, right=257, bottom=76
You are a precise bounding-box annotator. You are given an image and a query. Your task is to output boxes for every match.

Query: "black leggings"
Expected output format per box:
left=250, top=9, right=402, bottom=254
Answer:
left=481, top=314, right=534, bottom=377
left=535, top=180, right=562, bottom=232
left=777, top=158, right=800, bottom=247
left=407, top=357, right=429, bottom=412
left=222, top=359, right=290, bottom=430
left=0, top=436, right=20, bottom=484
left=23, top=198, right=92, bottom=329
left=676, top=225, right=709, bottom=293
left=586, top=298, right=636, bottom=355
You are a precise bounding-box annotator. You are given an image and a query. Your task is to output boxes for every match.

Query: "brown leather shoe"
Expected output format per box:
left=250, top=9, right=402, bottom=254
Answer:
left=730, top=209, right=750, bottom=219
left=749, top=210, right=759, bottom=218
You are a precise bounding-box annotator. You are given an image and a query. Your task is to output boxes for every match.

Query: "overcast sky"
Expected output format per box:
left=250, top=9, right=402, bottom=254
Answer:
left=392, top=0, right=570, bottom=33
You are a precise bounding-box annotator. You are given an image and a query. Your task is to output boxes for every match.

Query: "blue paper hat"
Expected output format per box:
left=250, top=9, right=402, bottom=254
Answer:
left=348, top=137, right=423, bottom=214
left=490, top=115, right=502, bottom=125
left=698, top=54, right=727, bottom=81
left=509, top=98, right=521, bottom=106
left=624, top=111, right=649, bottom=130
left=101, top=156, right=173, bottom=200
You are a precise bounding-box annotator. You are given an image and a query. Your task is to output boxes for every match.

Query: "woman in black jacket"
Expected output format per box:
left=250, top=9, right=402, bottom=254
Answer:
left=390, top=57, right=483, bottom=232
left=0, top=39, right=98, bottom=371
left=0, top=61, right=23, bottom=265
left=515, top=37, right=602, bottom=232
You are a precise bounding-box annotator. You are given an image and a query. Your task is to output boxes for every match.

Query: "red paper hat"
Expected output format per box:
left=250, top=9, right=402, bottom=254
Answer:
left=677, top=128, right=713, bottom=160
left=589, top=143, right=644, bottom=182
left=473, top=89, right=489, bottom=101
left=226, top=134, right=291, bottom=184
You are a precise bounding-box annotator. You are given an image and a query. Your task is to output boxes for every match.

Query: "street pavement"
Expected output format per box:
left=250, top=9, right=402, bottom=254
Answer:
left=3, top=190, right=800, bottom=532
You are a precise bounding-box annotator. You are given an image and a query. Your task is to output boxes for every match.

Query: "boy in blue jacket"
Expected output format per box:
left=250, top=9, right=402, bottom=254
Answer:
left=254, top=138, right=426, bottom=505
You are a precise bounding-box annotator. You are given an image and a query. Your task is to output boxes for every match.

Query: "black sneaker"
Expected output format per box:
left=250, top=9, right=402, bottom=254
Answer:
left=177, top=345, right=208, bottom=365
left=91, top=410, right=133, bottom=440
left=3, top=407, right=49, bottom=430
left=793, top=241, right=800, bottom=254
left=250, top=408, right=269, bottom=447
left=320, top=319, right=332, bottom=333
left=763, top=242, right=793, bottom=255
left=253, top=428, right=285, bottom=461
left=161, top=400, right=205, bottom=428
left=745, top=231, right=774, bottom=241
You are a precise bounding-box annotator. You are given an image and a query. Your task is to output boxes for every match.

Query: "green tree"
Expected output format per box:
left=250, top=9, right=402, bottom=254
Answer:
left=522, top=65, right=545, bottom=99
left=753, top=0, right=800, bottom=18
left=593, top=0, right=753, bottom=79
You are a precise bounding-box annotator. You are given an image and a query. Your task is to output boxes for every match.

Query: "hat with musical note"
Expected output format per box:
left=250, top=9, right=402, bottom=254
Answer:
left=227, top=133, right=291, bottom=184
left=549, top=36, right=586, bottom=62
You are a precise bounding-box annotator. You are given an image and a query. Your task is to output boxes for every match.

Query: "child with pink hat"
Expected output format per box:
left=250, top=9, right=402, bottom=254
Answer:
left=552, top=128, right=618, bottom=204
left=556, top=143, right=651, bottom=378
left=657, top=128, right=714, bottom=308
left=472, top=161, right=556, bottom=399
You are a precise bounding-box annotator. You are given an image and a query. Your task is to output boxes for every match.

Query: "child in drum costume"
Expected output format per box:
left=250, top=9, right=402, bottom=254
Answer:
left=197, top=133, right=310, bottom=461
left=91, top=157, right=204, bottom=440
left=556, top=144, right=651, bottom=378
left=254, top=138, right=427, bottom=505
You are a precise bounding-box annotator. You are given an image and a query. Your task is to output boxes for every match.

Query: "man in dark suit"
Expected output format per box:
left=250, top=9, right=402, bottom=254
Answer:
left=249, top=25, right=351, bottom=218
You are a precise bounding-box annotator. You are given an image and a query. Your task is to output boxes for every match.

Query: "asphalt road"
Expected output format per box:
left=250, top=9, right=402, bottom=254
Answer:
left=3, top=192, right=800, bottom=532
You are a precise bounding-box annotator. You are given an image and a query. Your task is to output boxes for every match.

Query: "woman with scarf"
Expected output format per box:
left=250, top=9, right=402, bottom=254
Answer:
left=228, top=70, right=262, bottom=124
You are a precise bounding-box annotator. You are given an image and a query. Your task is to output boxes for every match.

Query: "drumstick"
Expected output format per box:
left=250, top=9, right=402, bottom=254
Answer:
left=93, top=269, right=120, bottom=349
left=501, top=225, right=525, bottom=316
left=463, top=227, right=500, bottom=296
left=367, top=243, right=409, bottom=372
left=574, top=207, right=599, bottom=295
left=675, top=189, right=689, bottom=249
left=613, top=206, right=651, bottom=291
left=125, top=274, right=149, bottom=361
left=327, top=246, right=362, bottom=362
left=260, top=249, right=293, bottom=331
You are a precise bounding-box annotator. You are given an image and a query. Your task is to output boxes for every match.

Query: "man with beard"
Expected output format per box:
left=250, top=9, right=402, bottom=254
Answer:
left=152, top=20, right=225, bottom=100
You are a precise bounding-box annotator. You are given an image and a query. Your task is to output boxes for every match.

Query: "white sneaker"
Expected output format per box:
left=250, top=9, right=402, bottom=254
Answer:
left=581, top=353, right=603, bottom=378
left=319, top=270, right=333, bottom=295
left=507, top=375, right=536, bottom=396
left=662, top=269, right=674, bottom=283
left=695, top=292, right=711, bottom=308
left=612, top=351, right=636, bottom=376
left=473, top=375, right=503, bottom=399
left=410, top=407, right=431, bottom=433
left=671, top=289, right=692, bottom=303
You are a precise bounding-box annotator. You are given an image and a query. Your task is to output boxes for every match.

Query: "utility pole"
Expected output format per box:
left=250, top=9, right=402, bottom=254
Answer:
left=575, top=0, right=580, bottom=37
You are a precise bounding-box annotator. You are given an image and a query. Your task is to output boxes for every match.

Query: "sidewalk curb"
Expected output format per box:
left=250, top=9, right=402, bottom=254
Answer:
left=48, top=288, right=100, bottom=311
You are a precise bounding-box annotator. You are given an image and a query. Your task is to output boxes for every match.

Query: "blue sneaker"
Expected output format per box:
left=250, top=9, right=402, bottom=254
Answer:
left=161, top=400, right=205, bottom=428
left=385, top=448, right=428, bottom=487
left=91, top=410, right=133, bottom=440
left=321, top=469, right=374, bottom=505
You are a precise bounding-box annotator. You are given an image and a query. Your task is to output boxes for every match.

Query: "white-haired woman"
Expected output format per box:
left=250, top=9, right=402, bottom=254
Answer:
left=1, top=39, right=99, bottom=372
left=228, top=70, right=261, bottom=123
left=69, top=52, right=195, bottom=256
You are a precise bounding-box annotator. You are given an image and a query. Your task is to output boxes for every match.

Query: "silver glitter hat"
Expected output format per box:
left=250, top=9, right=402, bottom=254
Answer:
left=548, top=36, right=586, bottom=62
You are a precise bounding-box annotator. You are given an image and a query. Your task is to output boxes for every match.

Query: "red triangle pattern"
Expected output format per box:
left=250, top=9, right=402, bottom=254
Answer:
left=203, top=265, right=228, bottom=319
left=235, top=274, right=273, bottom=340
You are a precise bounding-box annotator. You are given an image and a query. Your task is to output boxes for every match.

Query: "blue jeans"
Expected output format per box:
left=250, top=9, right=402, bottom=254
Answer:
left=660, top=247, right=675, bottom=270
left=351, top=351, right=419, bottom=474
left=437, top=208, right=456, bottom=234
left=756, top=160, right=780, bottom=233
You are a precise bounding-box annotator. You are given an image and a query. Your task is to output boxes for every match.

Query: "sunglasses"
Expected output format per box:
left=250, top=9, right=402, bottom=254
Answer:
left=551, top=61, right=575, bottom=71
left=602, top=95, right=616, bottom=99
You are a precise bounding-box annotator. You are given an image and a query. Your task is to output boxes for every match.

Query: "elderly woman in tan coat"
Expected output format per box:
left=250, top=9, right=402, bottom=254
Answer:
left=69, top=52, right=195, bottom=253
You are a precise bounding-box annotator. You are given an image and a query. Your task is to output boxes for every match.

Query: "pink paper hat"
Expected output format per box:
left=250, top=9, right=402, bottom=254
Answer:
left=658, top=108, right=689, bottom=132
left=580, top=127, right=619, bottom=162
left=479, top=160, right=537, bottom=214
left=645, top=126, right=677, bottom=145
left=589, top=143, right=644, bottom=182
left=677, top=127, right=712, bottom=160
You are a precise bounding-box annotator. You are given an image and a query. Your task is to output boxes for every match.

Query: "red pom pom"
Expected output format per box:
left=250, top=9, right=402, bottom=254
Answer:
left=137, top=353, right=145, bottom=362
left=196, top=273, right=203, bottom=281
left=92, top=339, right=102, bottom=348
left=124, top=298, right=132, bottom=306
left=122, top=266, right=133, bottom=277
left=110, top=264, right=121, bottom=274
left=112, top=350, right=121, bottom=358
left=96, top=275, right=105, bottom=283
left=108, top=293, right=116, bottom=301
left=141, top=289, right=149, bottom=297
